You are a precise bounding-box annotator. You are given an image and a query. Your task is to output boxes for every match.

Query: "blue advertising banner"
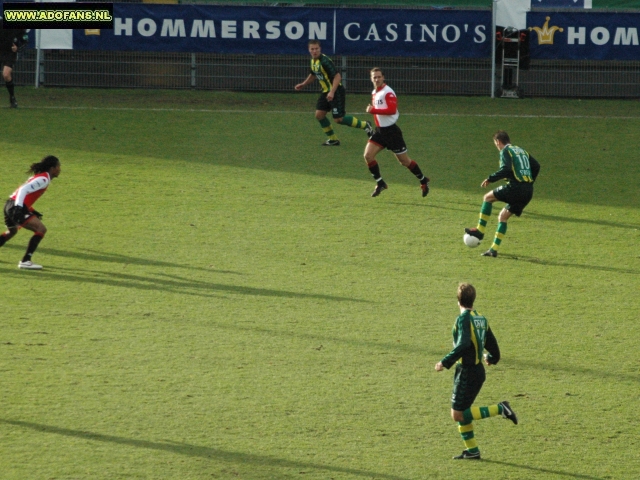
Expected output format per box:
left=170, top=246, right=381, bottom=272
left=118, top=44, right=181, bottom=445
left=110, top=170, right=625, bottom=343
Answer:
left=335, top=8, right=491, bottom=58
left=530, top=0, right=591, bottom=8
left=72, top=4, right=491, bottom=58
left=528, top=12, right=640, bottom=60
left=74, top=5, right=333, bottom=54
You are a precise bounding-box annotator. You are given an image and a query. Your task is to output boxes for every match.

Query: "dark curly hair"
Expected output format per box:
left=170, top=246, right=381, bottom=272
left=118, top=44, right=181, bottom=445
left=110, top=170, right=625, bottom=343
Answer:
left=28, top=155, right=60, bottom=174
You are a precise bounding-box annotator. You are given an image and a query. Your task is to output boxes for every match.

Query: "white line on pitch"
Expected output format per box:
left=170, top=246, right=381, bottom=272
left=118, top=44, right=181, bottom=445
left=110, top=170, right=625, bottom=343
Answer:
left=18, top=105, right=640, bottom=120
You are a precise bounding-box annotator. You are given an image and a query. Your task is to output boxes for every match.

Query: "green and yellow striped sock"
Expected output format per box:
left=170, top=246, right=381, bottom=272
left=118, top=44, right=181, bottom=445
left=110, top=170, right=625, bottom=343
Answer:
left=463, top=404, right=502, bottom=423
left=476, top=201, right=492, bottom=235
left=490, top=222, right=508, bottom=252
left=341, top=115, right=367, bottom=129
left=457, top=421, right=479, bottom=454
left=319, top=118, right=338, bottom=140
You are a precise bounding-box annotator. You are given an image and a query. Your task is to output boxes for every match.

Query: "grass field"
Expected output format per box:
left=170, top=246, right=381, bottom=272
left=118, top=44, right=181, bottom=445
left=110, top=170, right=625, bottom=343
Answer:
left=0, top=88, right=638, bottom=479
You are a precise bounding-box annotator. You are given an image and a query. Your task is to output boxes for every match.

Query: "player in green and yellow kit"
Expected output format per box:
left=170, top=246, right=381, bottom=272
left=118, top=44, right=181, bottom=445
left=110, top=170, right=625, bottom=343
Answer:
left=295, top=40, right=372, bottom=146
left=465, top=130, right=541, bottom=257
left=435, top=283, right=518, bottom=460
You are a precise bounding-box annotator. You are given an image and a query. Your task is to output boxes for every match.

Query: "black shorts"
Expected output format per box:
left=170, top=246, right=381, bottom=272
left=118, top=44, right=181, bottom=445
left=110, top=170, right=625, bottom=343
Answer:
left=3, top=199, right=32, bottom=229
left=0, top=52, right=17, bottom=69
left=451, top=363, right=486, bottom=411
left=315, top=85, right=346, bottom=119
left=369, top=124, right=407, bottom=155
left=493, top=182, right=534, bottom=217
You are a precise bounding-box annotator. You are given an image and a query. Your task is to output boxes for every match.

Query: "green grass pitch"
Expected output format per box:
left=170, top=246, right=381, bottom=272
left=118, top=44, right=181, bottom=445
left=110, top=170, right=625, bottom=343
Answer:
left=0, top=88, right=638, bottom=479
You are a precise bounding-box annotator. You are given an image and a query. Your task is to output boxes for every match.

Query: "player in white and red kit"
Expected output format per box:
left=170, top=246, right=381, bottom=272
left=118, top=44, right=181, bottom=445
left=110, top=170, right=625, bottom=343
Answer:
left=364, top=68, right=430, bottom=198
left=1, top=155, right=61, bottom=269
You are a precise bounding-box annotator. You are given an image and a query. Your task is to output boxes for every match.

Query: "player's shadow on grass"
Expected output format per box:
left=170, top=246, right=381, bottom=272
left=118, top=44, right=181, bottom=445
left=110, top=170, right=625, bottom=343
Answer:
left=389, top=201, right=480, bottom=213
left=2, top=245, right=244, bottom=275
left=525, top=211, right=640, bottom=230
left=196, top=319, right=638, bottom=385
left=0, top=265, right=365, bottom=303
left=392, top=204, right=640, bottom=232
left=500, top=253, right=638, bottom=275
left=507, top=357, right=639, bottom=384
left=482, top=459, right=604, bottom=480
left=0, top=419, right=411, bottom=480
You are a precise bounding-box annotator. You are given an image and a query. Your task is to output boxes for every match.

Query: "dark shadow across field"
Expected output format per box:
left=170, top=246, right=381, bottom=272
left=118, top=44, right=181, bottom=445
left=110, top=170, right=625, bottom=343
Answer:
left=180, top=320, right=640, bottom=385
left=0, top=263, right=365, bottom=303
left=2, top=418, right=607, bottom=479
left=392, top=202, right=640, bottom=231
left=1, top=419, right=412, bottom=480
left=483, top=459, right=604, bottom=480
left=2, top=245, right=244, bottom=274
left=524, top=211, right=640, bottom=230
left=1, top=243, right=635, bottom=382
left=389, top=200, right=480, bottom=214
left=3, top=93, right=639, bottom=210
left=507, top=358, right=639, bottom=385
left=499, top=254, right=639, bottom=275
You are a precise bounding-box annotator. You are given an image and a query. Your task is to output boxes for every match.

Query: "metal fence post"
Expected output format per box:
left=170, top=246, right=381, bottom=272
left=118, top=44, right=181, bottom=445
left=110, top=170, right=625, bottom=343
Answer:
left=191, top=53, right=196, bottom=88
left=491, top=0, right=497, bottom=98
left=35, top=30, right=41, bottom=88
left=34, top=0, right=42, bottom=88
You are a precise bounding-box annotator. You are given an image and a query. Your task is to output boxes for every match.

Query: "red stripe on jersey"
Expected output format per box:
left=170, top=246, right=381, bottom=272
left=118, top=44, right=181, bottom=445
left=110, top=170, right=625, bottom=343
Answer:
left=369, top=92, right=397, bottom=115
left=10, top=172, right=51, bottom=208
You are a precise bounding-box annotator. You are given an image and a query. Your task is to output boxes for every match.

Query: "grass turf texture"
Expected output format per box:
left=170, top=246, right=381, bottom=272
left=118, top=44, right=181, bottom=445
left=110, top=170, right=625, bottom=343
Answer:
left=1, top=88, right=638, bottom=479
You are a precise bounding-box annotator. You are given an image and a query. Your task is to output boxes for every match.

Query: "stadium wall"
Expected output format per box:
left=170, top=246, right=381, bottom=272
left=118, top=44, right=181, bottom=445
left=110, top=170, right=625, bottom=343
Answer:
left=11, top=1, right=640, bottom=98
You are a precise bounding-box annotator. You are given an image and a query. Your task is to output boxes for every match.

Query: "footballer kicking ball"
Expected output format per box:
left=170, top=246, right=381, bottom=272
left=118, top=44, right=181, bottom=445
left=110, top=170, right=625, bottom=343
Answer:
left=463, top=233, right=481, bottom=248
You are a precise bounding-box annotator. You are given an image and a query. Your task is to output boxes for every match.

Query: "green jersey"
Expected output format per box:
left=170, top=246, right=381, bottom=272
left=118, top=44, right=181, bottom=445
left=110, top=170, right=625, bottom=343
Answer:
left=487, top=144, right=540, bottom=184
left=310, top=54, right=340, bottom=93
left=440, top=309, right=500, bottom=369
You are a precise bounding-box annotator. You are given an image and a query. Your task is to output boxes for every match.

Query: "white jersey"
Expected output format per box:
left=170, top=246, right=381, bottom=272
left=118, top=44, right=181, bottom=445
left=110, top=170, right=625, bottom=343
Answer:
left=370, top=84, right=399, bottom=128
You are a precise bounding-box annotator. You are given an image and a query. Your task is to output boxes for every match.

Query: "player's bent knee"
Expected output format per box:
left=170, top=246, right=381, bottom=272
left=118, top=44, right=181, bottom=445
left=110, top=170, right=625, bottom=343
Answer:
left=451, top=410, right=464, bottom=422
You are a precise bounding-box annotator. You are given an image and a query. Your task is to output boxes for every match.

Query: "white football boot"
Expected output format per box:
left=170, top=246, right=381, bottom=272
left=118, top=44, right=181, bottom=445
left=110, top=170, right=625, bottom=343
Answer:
left=18, top=261, right=43, bottom=270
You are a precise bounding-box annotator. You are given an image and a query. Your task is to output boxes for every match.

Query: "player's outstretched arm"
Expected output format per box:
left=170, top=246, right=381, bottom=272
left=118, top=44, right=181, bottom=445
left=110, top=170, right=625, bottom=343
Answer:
left=295, top=74, right=315, bottom=91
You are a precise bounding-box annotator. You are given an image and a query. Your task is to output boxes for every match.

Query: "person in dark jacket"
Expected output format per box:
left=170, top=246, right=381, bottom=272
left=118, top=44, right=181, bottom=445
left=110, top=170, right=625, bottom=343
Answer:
left=0, top=28, right=28, bottom=108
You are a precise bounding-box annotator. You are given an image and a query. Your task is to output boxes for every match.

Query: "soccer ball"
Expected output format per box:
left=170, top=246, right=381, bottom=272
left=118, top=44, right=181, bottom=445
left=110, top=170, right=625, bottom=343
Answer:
left=463, top=233, right=481, bottom=248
